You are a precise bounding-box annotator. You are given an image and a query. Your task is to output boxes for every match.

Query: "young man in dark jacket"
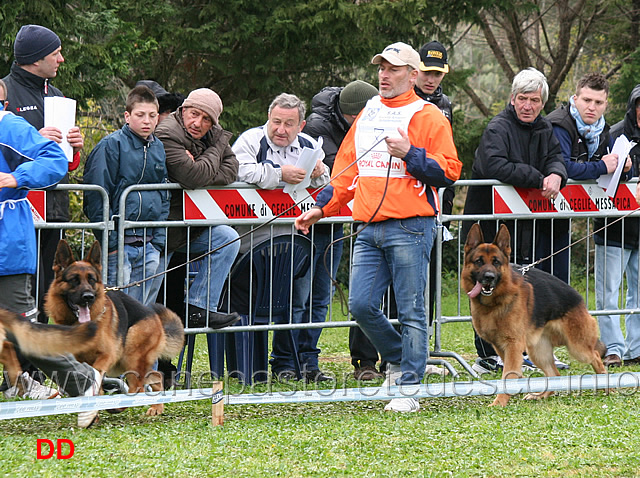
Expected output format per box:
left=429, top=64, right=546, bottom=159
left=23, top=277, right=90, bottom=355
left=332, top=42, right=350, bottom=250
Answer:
left=2, top=25, right=84, bottom=322
left=462, top=67, right=568, bottom=374
left=542, top=73, right=624, bottom=285
left=303, top=80, right=379, bottom=381
left=596, top=84, right=640, bottom=368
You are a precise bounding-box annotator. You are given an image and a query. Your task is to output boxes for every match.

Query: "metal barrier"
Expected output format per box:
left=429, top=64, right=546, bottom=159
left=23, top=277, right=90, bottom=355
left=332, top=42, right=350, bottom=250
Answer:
left=32, top=179, right=640, bottom=377
left=433, top=178, right=640, bottom=374
left=32, top=184, right=110, bottom=309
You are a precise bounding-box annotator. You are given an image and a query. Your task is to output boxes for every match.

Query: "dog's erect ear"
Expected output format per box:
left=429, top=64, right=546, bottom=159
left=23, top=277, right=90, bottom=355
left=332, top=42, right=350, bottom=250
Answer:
left=85, top=241, right=103, bottom=273
left=464, top=223, right=484, bottom=256
left=493, top=224, right=512, bottom=259
left=53, top=240, right=75, bottom=276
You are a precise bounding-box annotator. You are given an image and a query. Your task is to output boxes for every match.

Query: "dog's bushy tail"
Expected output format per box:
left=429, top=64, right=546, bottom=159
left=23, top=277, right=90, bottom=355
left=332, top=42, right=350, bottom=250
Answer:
left=151, top=304, right=185, bottom=360
left=596, top=339, right=607, bottom=358
left=0, top=308, right=98, bottom=357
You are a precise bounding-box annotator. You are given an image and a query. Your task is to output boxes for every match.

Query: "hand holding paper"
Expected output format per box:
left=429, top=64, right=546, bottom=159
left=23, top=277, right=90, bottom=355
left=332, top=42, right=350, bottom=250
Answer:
left=597, top=134, right=637, bottom=197
left=44, top=96, right=77, bottom=162
left=283, top=137, right=324, bottom=195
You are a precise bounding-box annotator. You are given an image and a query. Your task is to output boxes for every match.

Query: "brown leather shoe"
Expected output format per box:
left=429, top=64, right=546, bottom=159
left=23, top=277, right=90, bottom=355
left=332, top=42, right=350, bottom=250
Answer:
left=624, top=356, right=640, bottom=366
left=603, top=354, right=622, bottom=367
left=353, top=365, right=383, bottom=381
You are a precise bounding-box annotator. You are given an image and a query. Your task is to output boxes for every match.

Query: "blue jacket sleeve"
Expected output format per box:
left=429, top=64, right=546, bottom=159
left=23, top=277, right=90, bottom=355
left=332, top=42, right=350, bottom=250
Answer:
left=4, top=114, right=67, bottom=189
left=554, top=126, right=607, bottom=180
left=403, top=145, right=456, bottom=188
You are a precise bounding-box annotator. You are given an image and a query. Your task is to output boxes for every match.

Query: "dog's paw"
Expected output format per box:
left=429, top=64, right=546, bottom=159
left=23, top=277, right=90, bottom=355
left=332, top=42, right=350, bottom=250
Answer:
left=524, top=391, right=554, bottom=400
left=146, top=404, right=164, bottom=416
left=489, top=395, right=509, bottom=407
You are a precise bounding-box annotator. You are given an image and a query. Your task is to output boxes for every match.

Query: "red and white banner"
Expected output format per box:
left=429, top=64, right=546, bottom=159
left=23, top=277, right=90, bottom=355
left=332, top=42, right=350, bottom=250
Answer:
left=493, top=183, right=639, bottom=215
left=27, top=190, right=46, bottom=223
left=184, top=188, right=353, bottom=222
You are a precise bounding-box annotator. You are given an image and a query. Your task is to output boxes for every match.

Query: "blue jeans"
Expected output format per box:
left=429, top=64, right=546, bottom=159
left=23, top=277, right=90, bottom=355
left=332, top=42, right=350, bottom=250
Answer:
left=296, top=225, right=344, bottom=370
left=107, top=243, right=160, bottom=306
left=149, top=226, right=240, bottom=313
left=349, top=216, right=435, bottom=385
left=595, top=244, right=640, bottom=360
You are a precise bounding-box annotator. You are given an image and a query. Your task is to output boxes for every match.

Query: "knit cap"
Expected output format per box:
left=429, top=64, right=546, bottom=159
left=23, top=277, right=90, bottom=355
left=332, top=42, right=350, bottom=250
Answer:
left=182, top=88, right=223, bottom=124
left=339, top=80, right=379, bottom=115
left=14, top=25, right=61, bottom=65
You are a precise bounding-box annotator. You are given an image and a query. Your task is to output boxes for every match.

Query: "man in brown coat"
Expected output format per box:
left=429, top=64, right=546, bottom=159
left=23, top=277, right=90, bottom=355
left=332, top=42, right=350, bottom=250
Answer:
left=150, top=88, right=241, bottom=329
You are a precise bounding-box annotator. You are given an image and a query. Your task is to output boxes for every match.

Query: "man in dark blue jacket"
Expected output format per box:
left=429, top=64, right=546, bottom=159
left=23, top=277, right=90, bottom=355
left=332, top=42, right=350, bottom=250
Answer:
left=543, top=73, right=625, bottom=285
left=595, top=84, right=640, bottom=368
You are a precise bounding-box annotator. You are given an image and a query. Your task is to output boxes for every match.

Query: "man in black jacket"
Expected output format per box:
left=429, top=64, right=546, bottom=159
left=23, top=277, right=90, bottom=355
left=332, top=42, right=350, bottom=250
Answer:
left=2, top=25, right=84, bottom=324
left=303, top=80, right=378, bottom=382
left=596, top=84, right=640, bottom=368
left=462, top=67, right=567, bottom=374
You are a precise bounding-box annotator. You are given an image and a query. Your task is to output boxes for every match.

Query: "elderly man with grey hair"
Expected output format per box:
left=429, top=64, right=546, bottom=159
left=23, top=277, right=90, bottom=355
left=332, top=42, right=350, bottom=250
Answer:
left=461, top=67, right=568, bottom=375
left=232, top=93, right=330, bottom=384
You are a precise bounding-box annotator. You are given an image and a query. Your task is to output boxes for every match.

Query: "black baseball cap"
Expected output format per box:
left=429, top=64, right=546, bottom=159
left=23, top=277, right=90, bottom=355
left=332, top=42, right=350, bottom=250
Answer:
left=419, top=41, right=449, bottom=73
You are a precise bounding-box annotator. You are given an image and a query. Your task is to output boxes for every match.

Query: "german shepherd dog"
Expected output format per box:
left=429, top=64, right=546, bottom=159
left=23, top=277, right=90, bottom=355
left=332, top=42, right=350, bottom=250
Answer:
left=0, top=240, right=184, bottom=420
left=463, top=223, right=606, bottom=406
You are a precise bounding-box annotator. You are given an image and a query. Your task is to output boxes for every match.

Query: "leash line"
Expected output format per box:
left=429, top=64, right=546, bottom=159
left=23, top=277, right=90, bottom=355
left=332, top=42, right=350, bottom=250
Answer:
left=518, top=205, right=640, bottom=274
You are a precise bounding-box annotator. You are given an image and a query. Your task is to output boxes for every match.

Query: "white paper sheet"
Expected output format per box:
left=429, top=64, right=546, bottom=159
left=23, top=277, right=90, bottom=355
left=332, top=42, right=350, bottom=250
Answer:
left=597, top=134, right=637, bottom=197
left=283, top=137, right=324, bottom=195
left=44, top=96, right=77, bottom=162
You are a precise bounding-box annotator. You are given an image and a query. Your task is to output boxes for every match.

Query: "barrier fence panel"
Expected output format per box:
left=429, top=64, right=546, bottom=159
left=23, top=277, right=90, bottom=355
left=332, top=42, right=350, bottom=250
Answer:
left=32, top=184, right=110, bottom=311
left=435, top=179, right=640, bottom=373
left=28, top=179, right=640, bottom=388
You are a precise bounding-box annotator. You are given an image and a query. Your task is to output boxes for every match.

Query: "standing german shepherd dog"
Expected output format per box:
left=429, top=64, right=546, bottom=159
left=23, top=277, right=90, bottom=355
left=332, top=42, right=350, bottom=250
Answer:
left=463, top=223, right=606, bottom=406
left=0, top=239, right=184, bottom=422
left=46, top=240, right=185, bottom=415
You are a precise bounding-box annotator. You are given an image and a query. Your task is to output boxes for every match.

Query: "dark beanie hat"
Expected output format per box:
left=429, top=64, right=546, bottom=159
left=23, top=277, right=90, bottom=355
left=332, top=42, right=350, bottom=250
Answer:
left=14, top=25, right=61, bottom=65
left=339, top=80, right=378, bottom=115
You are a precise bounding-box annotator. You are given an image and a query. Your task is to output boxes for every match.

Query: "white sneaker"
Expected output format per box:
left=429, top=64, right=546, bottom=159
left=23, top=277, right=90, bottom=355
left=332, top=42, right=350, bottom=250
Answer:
left=381, top=363, right=402, bottom=388
left=77, top=367, right=103, bottom=429
left=3, top=372, right=59, bottom=400
left=384, top=397, right=420, bottom=413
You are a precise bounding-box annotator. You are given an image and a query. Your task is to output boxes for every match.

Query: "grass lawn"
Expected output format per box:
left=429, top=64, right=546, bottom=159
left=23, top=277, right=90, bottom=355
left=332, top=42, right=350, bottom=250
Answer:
left=2, top=292, right=640, bottom=477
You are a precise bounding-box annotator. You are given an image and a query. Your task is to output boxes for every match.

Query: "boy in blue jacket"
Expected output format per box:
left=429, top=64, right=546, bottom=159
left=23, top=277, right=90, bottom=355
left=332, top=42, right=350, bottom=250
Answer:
left=83, top=85, right=170, bottom=305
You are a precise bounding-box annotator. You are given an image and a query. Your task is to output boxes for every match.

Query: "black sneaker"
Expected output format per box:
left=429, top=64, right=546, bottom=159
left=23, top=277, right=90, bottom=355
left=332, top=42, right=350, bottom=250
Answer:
left=272, top=370, right=299, bottom=382
left=187, top=306, right=241, bottom=329
left=472, top=355, right=504, bottom=374
left=303, top=369, right=334, bottom=384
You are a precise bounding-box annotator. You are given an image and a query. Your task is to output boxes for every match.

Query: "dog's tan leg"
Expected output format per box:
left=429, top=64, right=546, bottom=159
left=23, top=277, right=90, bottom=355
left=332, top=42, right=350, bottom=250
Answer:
left=524, top=337, right=558, bottom=401
left=145, top=371, right=165, bottom=416
left=491, top=344, right=524, bottom=406
left=0, top=341, right=23, bottom=389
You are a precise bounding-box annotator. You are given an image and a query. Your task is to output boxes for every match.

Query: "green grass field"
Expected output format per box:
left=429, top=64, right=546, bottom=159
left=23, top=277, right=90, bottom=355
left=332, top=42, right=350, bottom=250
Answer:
left=2, top=291, right=640, bottom=477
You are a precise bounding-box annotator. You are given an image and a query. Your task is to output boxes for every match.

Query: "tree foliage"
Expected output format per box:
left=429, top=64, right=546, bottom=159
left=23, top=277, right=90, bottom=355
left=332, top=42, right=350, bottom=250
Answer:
left=0, top=0, right=491, bottom=135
